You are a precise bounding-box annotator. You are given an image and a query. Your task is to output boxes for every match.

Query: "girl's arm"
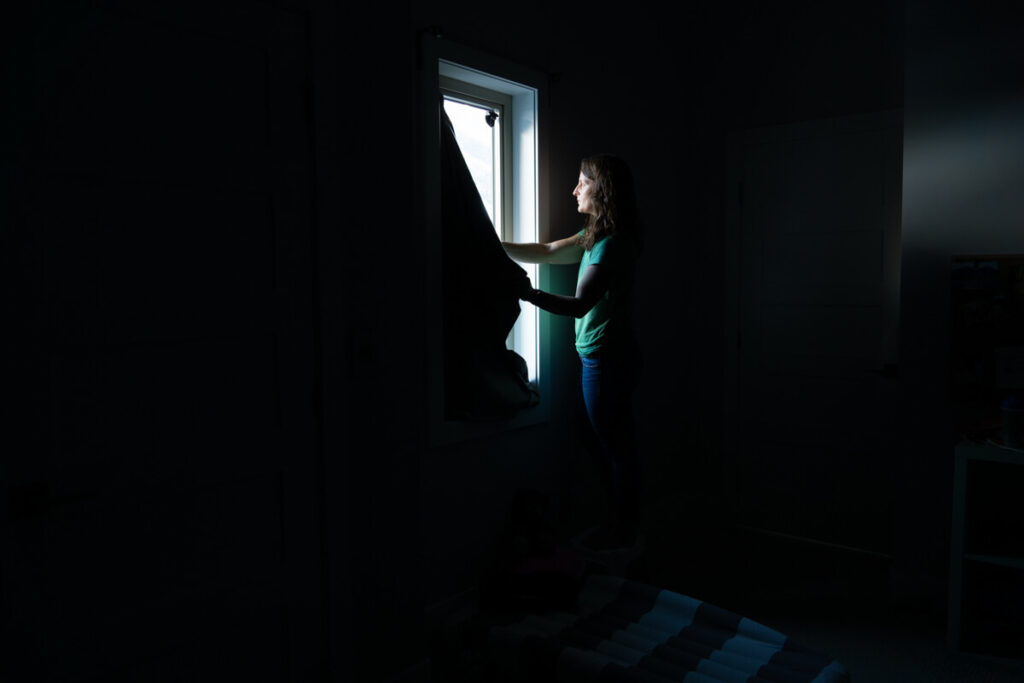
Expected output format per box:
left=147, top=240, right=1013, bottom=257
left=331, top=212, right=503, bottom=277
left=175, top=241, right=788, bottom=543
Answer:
left=502, top=234, right=583, bottom=265
left=521, top=264, right=608, bottom=319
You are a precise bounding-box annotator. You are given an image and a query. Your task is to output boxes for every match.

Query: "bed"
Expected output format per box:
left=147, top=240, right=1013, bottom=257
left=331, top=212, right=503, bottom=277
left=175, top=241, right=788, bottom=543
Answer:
left=474, top=573, right=849, bottom=682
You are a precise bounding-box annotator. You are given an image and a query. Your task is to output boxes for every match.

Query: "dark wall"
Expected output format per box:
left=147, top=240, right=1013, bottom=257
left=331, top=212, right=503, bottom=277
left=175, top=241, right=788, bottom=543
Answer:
left=2, top=1, right=332, bottom=680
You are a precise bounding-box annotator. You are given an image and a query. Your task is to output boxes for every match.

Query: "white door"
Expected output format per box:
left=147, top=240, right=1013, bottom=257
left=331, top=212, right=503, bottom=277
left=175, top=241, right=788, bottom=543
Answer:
left=726, top=111, right=902, bottom=554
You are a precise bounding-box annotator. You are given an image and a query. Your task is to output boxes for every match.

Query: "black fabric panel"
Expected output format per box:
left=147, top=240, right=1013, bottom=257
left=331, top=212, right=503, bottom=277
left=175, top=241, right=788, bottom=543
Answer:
left=747, top=667, right=815, bottom=683
left=638, top=602, right=742, bottom=678
left=636, top=650, right=704, bottom=680
left=649, top=639, right=716, bottom=667
left=690, top=601, right=744, bottom=634
left=439, top=104, right=538, bottom=420
left=754, top=641, right=842, bottom=682
left=518, top=578, right=662, bottom=681
left=576, top=580, right=662, bottom=639
left=520, top=635, right=564, bottom=683
left=599, top=662, right=675, bottom=683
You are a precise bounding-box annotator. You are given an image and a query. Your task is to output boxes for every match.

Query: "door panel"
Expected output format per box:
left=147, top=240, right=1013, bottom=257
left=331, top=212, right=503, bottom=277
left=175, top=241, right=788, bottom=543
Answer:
left=730, top=113, right=901, bottom=554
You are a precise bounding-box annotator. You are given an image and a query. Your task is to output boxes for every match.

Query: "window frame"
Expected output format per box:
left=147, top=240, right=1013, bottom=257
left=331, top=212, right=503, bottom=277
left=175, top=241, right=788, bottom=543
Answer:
left=419, top=37, right=550, bottom=445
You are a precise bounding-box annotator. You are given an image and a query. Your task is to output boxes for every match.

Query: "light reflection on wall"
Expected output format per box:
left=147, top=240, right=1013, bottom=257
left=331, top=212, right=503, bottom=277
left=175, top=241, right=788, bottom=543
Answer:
left=904, top=99, right=1024, bottom=245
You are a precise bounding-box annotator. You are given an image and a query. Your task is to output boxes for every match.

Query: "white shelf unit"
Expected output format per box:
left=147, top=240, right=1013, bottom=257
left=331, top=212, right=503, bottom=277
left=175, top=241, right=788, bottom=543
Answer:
left=948, top=441, right=1024, bottom=651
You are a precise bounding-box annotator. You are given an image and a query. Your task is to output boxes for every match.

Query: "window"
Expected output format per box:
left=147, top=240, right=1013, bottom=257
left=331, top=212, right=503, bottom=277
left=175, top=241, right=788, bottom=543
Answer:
left=440, top=84, right=508, bottom=234
left=420, top=38, right=550, bottom=442
left=439, top=61, right=540, bottom=382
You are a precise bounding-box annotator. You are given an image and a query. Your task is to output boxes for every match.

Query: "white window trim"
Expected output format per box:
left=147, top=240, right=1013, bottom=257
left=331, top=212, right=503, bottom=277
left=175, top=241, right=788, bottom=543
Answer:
left=419, top=37, right=551, bottom=446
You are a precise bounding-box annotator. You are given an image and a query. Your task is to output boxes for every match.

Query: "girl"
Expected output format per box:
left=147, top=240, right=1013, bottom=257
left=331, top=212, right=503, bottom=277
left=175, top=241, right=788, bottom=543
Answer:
left=502, top=154, right=642, bottom=550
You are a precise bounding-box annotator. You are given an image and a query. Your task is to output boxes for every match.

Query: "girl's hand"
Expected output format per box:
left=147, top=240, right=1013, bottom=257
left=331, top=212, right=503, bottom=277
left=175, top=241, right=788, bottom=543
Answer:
left=514, top=274, right=535, bottom=301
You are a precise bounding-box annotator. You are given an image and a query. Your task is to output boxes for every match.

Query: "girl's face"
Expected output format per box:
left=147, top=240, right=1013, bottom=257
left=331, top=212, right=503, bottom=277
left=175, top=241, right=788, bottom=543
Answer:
left=573, top=172, right=597, bottom=216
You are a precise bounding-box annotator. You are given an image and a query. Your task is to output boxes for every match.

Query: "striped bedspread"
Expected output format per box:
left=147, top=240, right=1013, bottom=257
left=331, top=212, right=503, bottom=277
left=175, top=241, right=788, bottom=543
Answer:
left=486, top=574, right=849, bottom=682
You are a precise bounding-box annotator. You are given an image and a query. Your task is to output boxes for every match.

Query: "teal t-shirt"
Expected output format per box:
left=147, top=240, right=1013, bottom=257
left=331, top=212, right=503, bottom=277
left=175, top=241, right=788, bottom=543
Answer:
left=574, top=230, right=637, bottom=357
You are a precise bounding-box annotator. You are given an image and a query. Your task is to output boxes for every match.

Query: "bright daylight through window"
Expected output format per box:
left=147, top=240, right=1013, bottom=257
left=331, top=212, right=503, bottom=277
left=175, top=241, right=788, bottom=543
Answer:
left=443, top=98, right=501, bottom=231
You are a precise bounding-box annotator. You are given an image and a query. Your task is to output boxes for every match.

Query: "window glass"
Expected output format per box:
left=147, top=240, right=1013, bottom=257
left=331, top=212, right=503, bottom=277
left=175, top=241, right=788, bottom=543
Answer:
left=443, top=97, right=501, bottom=236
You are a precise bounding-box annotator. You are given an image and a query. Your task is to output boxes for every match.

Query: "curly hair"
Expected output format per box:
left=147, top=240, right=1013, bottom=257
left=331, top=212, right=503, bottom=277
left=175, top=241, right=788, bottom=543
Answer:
left=577, top=154, right=641, bottom=252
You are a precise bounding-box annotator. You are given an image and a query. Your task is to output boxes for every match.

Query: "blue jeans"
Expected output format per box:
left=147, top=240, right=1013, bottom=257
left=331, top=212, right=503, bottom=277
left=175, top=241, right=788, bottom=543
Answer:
left=580, top=344, right=640, bottom=529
